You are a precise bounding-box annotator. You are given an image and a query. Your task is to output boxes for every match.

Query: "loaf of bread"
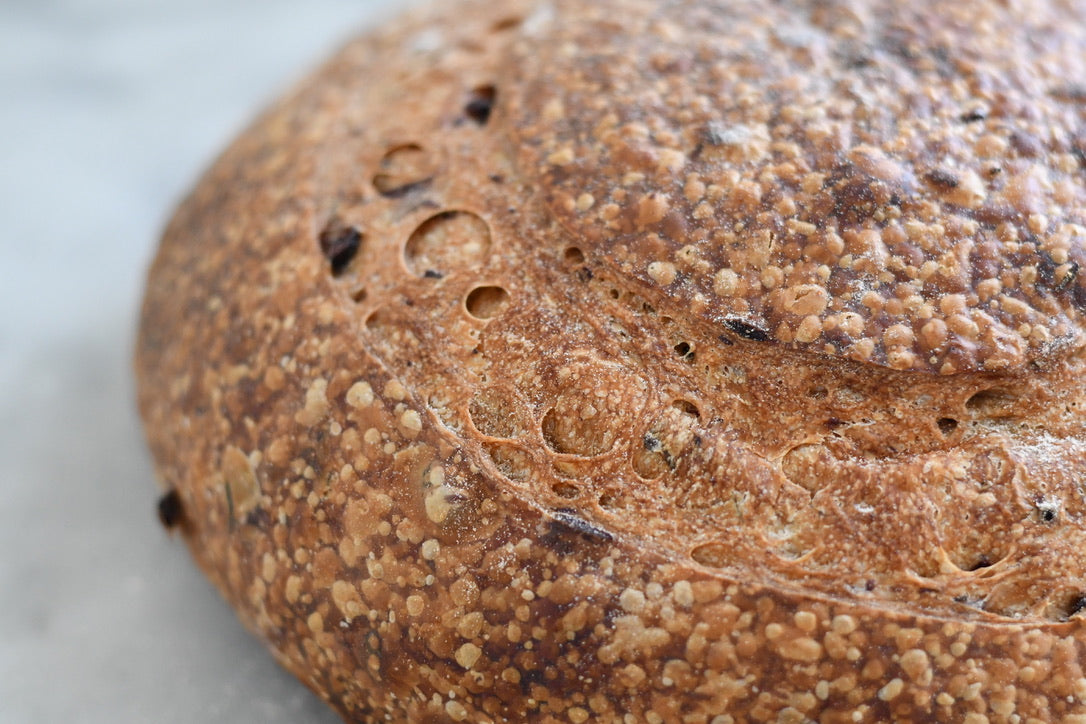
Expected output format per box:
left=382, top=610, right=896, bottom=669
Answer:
left=136, top=0, right=1086, bottom=720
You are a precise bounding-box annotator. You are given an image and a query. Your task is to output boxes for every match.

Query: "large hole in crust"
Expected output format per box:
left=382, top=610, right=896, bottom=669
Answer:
left=373, top=144, right=436, bottom=197
left=540, top=364, right=643, bottom=457
left=465, top=285, right=509, bottom=320
left=404, top=210, right=492, bottom=276
left=542, top=405, right=614, bottom=457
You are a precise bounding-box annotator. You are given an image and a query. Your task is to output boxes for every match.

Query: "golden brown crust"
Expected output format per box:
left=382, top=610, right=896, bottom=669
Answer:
left=137, top=0, right=1086, bottom=721
left=513, top=0, right=1086, bottom=375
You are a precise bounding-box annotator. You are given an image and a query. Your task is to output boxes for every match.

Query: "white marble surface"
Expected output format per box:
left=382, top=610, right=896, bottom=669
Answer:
left=0, top=1, right=402, bottom=721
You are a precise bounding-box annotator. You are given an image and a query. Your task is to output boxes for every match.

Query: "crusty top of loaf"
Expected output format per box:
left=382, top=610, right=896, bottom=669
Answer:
left=137, top=0, right=1086, bottom=720
left=512, top=0, right=1086, bottom=375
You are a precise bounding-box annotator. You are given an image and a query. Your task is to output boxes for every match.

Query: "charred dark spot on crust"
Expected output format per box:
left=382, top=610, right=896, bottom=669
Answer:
left=157, top=489, right=183, bottom=529
left=365, top=630, right=382, bottom=657
left=723, top=318, right=770, bottom=341
left=924, top=168, right=960, bottom=189
left=465, top=85, right=496, bottom=125
left=952, top=594, right=987, bottom=610
left=1038, top=256, right=1058, bottom=288
left=549, top=509, right=614, bottom=545
left=423, top=269, right=444, bottom=279
left=1068, top=594, right=1086, bottom=618
left=960, top=108, right=987, bottom=122
left=642, top=433, right=661, bottom=452
left=815, top=160, right=902, bottom=226
left=319, top=221, right=363, bottom=276
left=225, top=482, right=237, bottom=532
left=245, top=506, right=272, bottom=529
left=1056, top=261, right=1079, bottom=293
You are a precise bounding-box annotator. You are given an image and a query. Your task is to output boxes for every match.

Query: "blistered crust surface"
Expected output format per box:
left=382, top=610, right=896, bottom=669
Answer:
left=512, top=0, right=1086, bottom=373
left=137, top=0, right=1086, bottom=722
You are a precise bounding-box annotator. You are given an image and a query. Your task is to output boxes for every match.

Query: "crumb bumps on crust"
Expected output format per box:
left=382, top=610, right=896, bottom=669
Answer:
left=137, top=0, right=1086, bottom=721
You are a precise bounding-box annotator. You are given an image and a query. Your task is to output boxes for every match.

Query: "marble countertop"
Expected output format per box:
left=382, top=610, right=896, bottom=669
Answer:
left=0, top=1, right=401, bottom=721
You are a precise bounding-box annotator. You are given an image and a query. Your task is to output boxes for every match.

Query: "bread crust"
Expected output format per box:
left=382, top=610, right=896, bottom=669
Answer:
left=137, top=0, right=1086, bottom=720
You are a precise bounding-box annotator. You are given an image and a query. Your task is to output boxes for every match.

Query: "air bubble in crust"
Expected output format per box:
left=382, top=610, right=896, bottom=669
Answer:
left=965, top=388, right=1018, bottom=418
left=404, top=210, right=492, bottom=276
left=673, top=341, right=695, bottom=361
left=780, top=443, right=833, bottom=493
left=541, top=403, right=614, bottom=457
left=465, top=285, right=510, bottom=319
left=767, top=520, right=813, bottom=561
left=597, top=491, right=623, bottom=510
left=1064, top=593, right=1086, bottom=620
left=672, top=400, right=700, bottom=418
left=964, top=554, right=995, bottom=572
left=364, top=308, right=388, bottom=332
left=373, top=144, right=436, bottom=197
left=540, top=363, right=644, bottom=457
left=690, top=542, right=729, bottom=568
left=552, top=481, right=580, bottom=500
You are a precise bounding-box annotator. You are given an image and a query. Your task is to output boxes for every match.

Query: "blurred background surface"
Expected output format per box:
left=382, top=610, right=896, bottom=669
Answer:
left=0, top=1, right=401, bottom=721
